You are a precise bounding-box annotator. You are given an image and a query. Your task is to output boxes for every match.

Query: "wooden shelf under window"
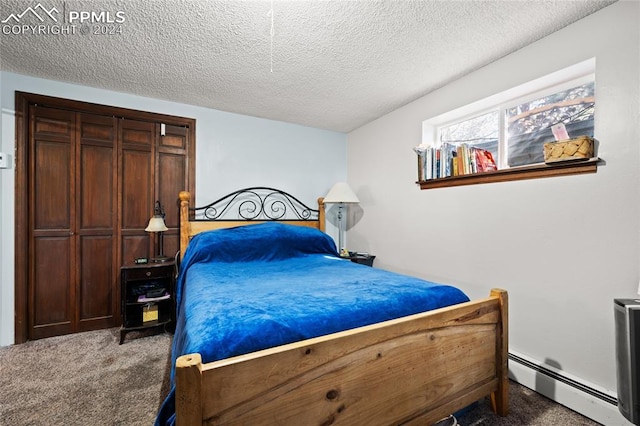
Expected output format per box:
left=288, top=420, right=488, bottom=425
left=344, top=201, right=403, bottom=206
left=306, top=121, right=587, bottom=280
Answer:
left=416, top=157, right=602, bottom=190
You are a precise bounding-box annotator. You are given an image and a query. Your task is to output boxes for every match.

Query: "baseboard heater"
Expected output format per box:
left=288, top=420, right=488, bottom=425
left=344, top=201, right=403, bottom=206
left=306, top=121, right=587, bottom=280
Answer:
left=508, top=352, right=618, bottom=406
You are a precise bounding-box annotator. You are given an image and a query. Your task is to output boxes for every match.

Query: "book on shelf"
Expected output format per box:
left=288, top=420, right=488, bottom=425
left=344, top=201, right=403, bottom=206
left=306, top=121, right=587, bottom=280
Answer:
left=413, top=144, right=428, bottom=181
left=474, top=148, right=498, bottom=173
left=417, top=154, right=425, bottom=181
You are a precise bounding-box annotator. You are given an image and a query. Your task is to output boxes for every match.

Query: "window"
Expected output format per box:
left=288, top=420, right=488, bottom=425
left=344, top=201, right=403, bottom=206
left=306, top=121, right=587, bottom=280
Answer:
left=506, top=81, right=594, bottom=167
left=422, top=59, right=596, bottom=173
left=439, top=110, right=499, bottom=162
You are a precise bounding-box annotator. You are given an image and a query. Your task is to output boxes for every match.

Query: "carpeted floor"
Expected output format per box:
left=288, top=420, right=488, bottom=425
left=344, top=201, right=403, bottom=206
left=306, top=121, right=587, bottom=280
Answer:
left=0, top=327, right=601, bottom=425
left=456, top=384, right=601, bottom=426
left=0, top=328, right=172, bottom=425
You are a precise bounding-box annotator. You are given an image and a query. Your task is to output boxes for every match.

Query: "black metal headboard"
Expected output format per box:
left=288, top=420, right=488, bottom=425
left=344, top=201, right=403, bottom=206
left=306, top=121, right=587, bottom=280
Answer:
left=191, top=187, right=320, bottom=222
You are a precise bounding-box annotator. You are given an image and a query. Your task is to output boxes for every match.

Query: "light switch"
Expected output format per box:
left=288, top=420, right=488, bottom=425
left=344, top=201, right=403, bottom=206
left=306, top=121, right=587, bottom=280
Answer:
left=0, top=152, right=10, bottom=169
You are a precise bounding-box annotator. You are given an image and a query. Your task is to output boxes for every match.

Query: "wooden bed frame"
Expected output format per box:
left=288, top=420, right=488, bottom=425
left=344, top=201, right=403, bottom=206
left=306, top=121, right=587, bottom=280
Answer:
left=175, top=189, right=508, bottom=425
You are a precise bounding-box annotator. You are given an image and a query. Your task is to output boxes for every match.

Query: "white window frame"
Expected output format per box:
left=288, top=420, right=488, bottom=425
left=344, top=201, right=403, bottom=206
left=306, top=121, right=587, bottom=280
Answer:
left=422, top=58, right=596, bottom=170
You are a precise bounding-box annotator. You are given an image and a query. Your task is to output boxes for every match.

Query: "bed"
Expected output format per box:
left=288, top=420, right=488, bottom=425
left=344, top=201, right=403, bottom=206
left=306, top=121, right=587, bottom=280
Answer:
left=156, top=187, right=508, bottom=425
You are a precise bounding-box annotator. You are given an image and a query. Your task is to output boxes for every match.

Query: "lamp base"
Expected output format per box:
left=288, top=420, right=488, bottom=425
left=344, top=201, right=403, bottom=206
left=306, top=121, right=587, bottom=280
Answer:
left=151, top=256, right=171, bottom=263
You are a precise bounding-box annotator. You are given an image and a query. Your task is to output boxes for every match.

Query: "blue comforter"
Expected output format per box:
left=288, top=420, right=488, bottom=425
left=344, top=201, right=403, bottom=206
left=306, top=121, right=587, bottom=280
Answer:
left=155, top=222, right=469, bottom=425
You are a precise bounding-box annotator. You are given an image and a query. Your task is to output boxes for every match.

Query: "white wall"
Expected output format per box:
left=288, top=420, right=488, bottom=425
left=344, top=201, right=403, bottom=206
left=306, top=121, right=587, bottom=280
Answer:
left=348, top=0, right=638, bottom=404
left=0, top=72, right=347, bottom=346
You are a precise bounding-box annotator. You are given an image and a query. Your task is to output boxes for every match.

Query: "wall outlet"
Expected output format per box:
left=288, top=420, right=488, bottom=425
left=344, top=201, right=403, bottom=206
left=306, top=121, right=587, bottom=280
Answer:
left=0, top=152, right=11, bottom=169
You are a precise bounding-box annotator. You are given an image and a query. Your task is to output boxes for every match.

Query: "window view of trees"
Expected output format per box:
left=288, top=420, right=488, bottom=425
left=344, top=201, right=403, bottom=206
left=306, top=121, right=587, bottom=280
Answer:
left=439, top=110, right=499, bottom=161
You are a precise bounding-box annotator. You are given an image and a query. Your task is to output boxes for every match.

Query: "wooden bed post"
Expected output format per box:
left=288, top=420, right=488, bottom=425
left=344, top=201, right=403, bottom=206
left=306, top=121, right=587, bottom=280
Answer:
left=490, top=288, right=509, bottom=416
left=179, top=191, right=191, bottom=260
left=317, top=197, right=326, bottom=233
left=175, top=353, right=203, bottom=426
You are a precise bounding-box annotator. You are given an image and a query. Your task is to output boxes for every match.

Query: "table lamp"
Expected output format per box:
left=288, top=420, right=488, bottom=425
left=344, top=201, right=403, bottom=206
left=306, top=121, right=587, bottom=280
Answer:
left=145, top=201, right=170, bottom=262
left=323, top=182, right=359, bottom=256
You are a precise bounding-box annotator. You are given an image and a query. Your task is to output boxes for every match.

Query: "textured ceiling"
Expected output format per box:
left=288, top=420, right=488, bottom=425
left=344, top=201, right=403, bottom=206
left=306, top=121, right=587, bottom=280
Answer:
left=0, top=0, right=617, bottom=132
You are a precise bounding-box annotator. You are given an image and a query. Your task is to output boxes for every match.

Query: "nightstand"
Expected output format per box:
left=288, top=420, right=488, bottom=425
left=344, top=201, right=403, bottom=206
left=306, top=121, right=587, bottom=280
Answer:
left=120, top=261, right=175, bottom=344
left=347, top=252, right=376, bottom=267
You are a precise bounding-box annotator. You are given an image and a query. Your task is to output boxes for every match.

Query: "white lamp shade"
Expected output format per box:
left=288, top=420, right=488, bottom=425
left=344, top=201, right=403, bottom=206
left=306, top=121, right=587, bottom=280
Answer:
left=145, top=216, right=168, bottom=232
left=323, top=182, right=359, bottom=204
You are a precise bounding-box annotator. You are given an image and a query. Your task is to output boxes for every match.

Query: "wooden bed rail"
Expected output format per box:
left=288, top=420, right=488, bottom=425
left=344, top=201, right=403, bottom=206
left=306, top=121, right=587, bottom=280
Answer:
left=175, top=288, right=509, bottom=425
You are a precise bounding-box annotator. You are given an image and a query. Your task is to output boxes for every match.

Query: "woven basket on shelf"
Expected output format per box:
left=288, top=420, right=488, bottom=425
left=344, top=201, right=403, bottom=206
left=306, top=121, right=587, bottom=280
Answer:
left=543, top=136, right=594, bottom=163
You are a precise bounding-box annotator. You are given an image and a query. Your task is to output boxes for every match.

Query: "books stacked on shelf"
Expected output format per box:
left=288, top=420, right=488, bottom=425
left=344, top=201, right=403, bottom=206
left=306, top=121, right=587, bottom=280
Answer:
left=414, top=143, right=497, bottom=181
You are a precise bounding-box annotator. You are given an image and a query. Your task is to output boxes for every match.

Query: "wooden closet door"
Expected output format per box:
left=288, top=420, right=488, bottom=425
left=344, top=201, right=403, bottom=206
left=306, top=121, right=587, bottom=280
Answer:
left=120, top=119, right=155, bottom=263
left=28, top=108, right=118, bottom=339
left=120, top=121, right=189, bottom=263
left=76, top=113, right=118, bottom=331
left=29, top=106, right=75, bottom=339
left=15, top=91, right=196, bottom=343
left=158, top=124, right=190, bottom=258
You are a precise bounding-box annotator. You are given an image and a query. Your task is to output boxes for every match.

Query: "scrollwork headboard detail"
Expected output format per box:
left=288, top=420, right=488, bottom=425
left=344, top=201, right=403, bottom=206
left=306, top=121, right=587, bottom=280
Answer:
left=179, top=188, right=326, bottom=260
left=192, top=187, right=319, bottom=222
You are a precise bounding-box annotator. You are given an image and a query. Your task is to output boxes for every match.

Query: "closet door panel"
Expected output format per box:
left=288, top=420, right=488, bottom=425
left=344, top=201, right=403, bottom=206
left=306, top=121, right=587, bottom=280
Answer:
left=79, top=235, right=114, bottom=323
left=34, top=141, right=71, bottom=229
left=121, top=150, right=152, bottom=229
left=158, top=153, right=184, bottom=226
left=30, top=107, right=75, bottom=339
left=120, top=119, right=155, bottom=265
left=32, top=237, right=71, bottom=339
left=122, top=124, right=154, bottom=147
left=158, top=153, right=184, bottom=260
left=158, top=124, right=189, bottom=261
left=79, top=117, right=116, bottom=229
left=77, top=113, right=117, bottom=330
left=161, top=125, right=187, bottom=149
left=80, top=148, right=112, bottom=227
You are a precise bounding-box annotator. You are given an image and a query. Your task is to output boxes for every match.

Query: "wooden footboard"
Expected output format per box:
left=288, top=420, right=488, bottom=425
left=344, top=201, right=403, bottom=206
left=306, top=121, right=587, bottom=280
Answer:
left=175, top=289, right=508, bottom=425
